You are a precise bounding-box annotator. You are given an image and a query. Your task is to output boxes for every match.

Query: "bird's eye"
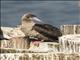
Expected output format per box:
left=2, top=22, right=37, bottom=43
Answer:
left=27, top=17, right=29, bottom=18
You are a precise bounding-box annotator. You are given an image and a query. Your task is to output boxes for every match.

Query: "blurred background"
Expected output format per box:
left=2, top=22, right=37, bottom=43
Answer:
left=1, top=1, right=80, bottom=27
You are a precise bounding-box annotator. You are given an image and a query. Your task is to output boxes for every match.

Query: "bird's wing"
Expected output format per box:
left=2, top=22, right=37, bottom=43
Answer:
left=33, top=24, right=62, bottom=37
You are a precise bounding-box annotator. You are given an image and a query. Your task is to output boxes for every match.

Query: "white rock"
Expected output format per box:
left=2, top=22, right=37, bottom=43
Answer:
left=1, top=26, right=25, bottom=39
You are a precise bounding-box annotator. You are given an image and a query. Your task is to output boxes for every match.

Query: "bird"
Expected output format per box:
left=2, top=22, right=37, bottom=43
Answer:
left=20, top=13, right=62, bottom=42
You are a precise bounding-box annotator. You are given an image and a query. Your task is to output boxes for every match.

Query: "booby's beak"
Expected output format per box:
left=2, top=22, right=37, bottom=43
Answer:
left=30, top=17, right=43, bottom=23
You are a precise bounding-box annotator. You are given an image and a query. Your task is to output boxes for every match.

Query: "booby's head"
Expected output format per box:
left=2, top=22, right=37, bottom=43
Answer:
left=21, top=13, right=42, bottom=36
left=21, top=13, right=42, bottom=24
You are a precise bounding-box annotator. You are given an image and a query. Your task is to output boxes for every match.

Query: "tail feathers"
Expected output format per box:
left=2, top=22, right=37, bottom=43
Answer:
left=0, top=37, right=9, bottom=40
left=0, top=35, right=10, bottom=40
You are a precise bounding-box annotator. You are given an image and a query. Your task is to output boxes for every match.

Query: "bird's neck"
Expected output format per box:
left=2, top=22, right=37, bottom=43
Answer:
left=21, top=21, right=35, bottom=35
left=22, top=21, right=35, bottom=27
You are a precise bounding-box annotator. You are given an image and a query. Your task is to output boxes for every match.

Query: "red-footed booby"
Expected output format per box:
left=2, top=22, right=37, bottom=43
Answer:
left=21, top=13, right=62, bottom=42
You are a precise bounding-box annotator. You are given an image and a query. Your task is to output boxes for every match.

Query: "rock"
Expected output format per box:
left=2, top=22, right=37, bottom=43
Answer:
left=0, top=37, right=30, bottom=49
left=1, top=27, right=25, bottom=39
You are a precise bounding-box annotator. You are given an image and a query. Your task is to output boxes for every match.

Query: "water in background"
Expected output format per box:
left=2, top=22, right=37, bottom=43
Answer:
left=1, top=1, right=80, bottom=27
